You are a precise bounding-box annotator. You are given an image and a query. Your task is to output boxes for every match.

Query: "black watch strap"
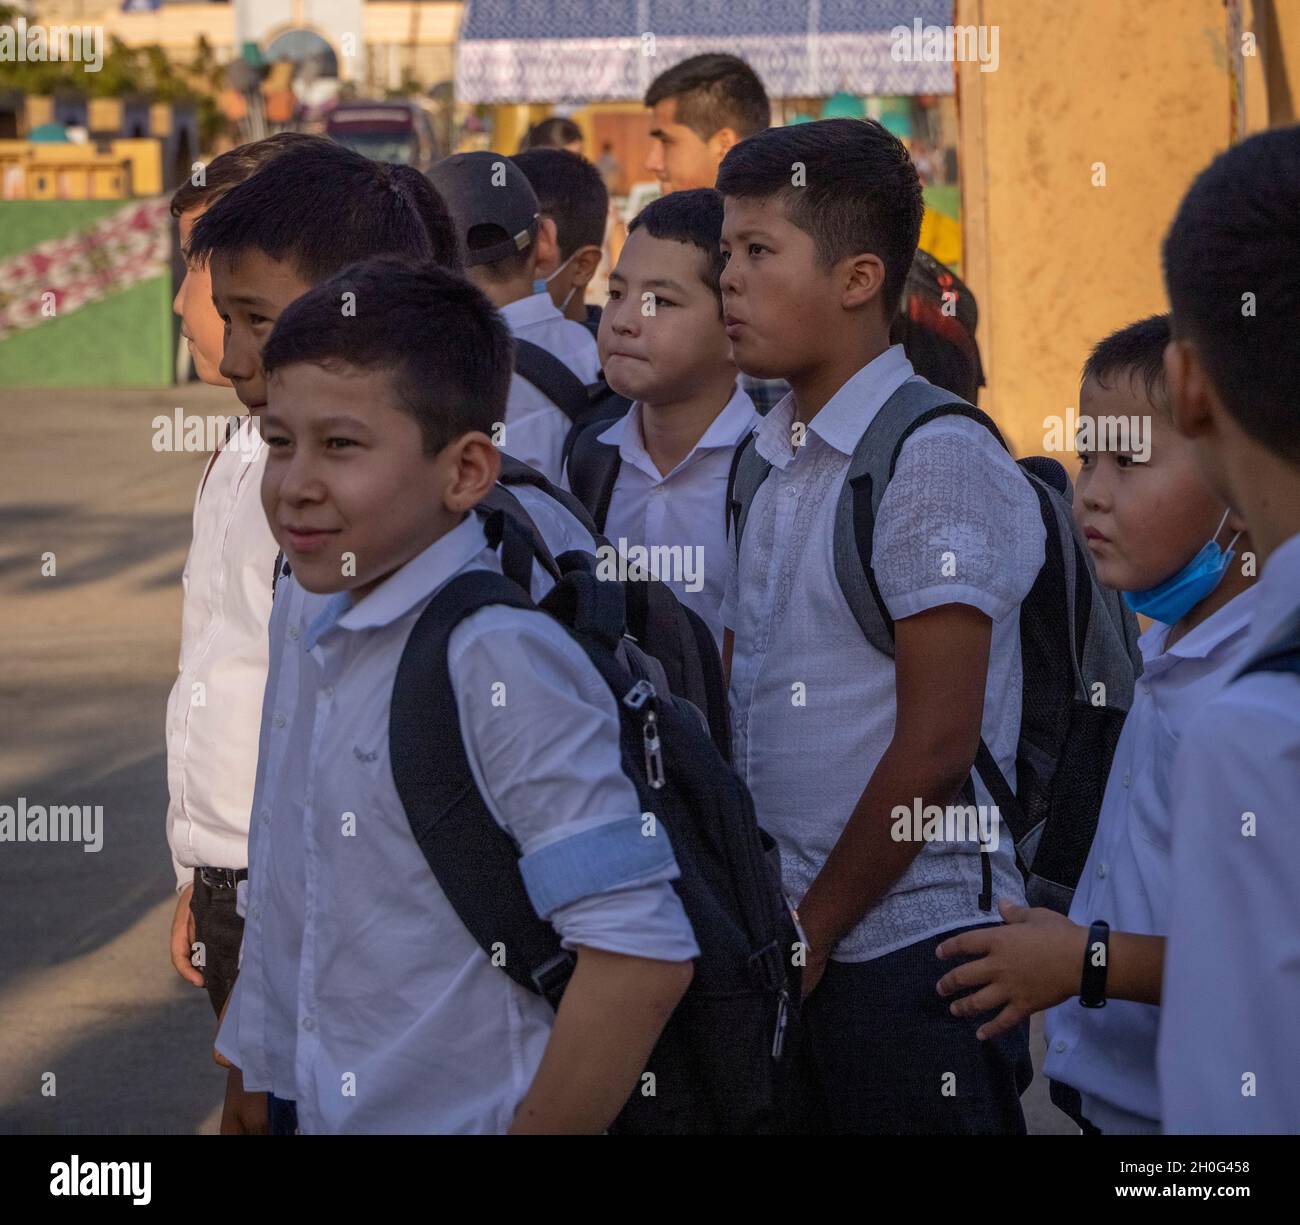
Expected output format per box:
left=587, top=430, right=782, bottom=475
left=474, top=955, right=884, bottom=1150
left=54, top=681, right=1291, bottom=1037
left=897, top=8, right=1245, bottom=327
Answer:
left=1079, top=920, right=1110, bottom=1009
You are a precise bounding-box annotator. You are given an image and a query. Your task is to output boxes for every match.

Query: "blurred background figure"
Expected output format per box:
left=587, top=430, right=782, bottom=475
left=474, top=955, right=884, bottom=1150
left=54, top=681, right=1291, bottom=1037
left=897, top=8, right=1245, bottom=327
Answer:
left=518, top=115, right=584, bottom=155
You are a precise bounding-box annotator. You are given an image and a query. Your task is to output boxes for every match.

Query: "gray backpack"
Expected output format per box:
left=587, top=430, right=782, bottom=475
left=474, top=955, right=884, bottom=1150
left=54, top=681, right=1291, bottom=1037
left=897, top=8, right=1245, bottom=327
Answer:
left=727, top=378, right=1141, bottom=914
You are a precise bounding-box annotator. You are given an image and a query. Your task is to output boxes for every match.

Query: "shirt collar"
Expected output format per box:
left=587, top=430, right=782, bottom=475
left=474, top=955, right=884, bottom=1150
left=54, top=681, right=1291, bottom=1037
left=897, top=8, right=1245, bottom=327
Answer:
left=306, top=515, right=489, bottom=649
left=598, top=383, right=758, bottom=477
left=752, top=345, right=915, bottom=467
left=1139, top=582, right=1262, bottom=670
left=499, top=291, right=563, bottom=334
left=1247, top=530, right=1300, bottom=651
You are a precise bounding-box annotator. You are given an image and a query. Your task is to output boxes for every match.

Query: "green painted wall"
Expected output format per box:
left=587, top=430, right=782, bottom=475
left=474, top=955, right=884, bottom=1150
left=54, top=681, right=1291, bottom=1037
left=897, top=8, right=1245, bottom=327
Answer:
left=0, top=201, right=174, bottom=388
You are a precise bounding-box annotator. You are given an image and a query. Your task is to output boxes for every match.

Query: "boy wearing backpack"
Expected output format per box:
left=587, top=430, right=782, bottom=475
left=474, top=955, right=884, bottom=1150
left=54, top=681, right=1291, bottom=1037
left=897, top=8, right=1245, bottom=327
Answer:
left=933, top=315, right=1258, bottom=1135
left=718, top=118, right=1045, bottom=1134
left=429, top=152, right=599, bottom=483
left=215, top=259, right=697, bottom=1133
left=564, top=189, right=756, bottom=646
left=1157, top=127, right=1300, bottom=1133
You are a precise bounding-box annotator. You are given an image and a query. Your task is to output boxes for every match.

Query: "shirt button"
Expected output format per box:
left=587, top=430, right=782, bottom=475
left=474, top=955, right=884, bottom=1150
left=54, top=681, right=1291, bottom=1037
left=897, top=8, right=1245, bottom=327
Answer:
left=251, top=905, right=261, bottom=920
left=302, top=1017, right=316, bottom=1032
left=785, top=485, right=797, bottom=496
left=259, top=808, right=270, bottom=825
left=272, top=713, right=286, bottom=728
left=288, top=625, right=300, bottom=640
left=322, top=684, right=335, bottom=698
left=1054, top=1039, right=1067, bottom=1054
left=1122, top=772, right=1131, bottom=787
left=1140, top=681, right=1149, bottom=694
left=1096, top=863, right=1107, bottom=880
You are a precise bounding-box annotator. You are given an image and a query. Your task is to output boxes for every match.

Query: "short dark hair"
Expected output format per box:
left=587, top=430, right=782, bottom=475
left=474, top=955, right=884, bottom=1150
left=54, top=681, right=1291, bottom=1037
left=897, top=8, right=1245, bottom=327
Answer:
left=1163, top=126, right=1300, bottom=464
left=261, top=259, right=512, bottom=453
left=187, top=140, right=462, bottom=284
left=628, top=188, right=725, bottom=312
left=511, top=148, right=608, bottom=258
left=518, top=116, right=583, bottom=152
left=645, top=53, right=771, bottom=142
left=170, top=132, right=322, bottom=219
left=717, top=118, right=923, bottom=316
left=1082, top=314, right=1171, bottom=411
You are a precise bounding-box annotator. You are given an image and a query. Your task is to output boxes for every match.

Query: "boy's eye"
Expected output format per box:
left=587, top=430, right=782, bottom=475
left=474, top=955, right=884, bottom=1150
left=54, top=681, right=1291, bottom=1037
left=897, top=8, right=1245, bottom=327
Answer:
left=1076, top=448, right=1093, bottom=467
left=720, top=248, right=731, bottom=264
left=1115, top=454, right=1135, bottom=468
left=654, top=295, right=675, bottom=308
left=264, top=433, right=291, bottom=449
left=748, top=243, right=767, bottom=258
left=608, top=287, right=622, bottom=301
left=325, top=437, right=357, bottom=450
left=250, top=314, right=273, bottom=327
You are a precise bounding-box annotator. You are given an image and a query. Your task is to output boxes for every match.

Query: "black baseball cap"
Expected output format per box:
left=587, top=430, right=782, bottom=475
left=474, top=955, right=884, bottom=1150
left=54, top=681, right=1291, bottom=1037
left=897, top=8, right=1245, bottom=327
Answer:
left=428, top=151, right=540, bottom=267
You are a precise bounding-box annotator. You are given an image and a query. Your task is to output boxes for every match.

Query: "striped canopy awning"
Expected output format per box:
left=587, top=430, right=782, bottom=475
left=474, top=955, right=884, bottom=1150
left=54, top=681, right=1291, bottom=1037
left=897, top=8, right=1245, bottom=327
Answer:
left=456, top=1, right=956, bottom=105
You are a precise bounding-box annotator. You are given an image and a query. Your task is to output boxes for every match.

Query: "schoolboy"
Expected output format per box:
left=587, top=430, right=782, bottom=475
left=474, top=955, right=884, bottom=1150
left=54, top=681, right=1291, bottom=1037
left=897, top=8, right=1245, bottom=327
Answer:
left=1157, top=126, right=1300, bottom=1133
left=932, top=315, right=1258, bottom=1135
left=717, top=118, right=1044, bottom=1134
left=512, top=147, right=608, bottom=333
left=429, top=152, right=599, bottom=482
left=165, top=132, right=322, bottom=1016
left=216, top=259, right=697, bottom=1134
left=569, top=188, right=755, bottom=644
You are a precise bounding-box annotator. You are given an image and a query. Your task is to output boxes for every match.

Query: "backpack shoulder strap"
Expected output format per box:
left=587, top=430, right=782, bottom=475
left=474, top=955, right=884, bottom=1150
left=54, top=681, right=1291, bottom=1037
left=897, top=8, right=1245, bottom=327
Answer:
left=564, top=417, right=622, bottom=533
left=835, top=378, right=1008, bottom=658
left=512, top=337, right=592, bottom=424
left=495, top=452, right=602, bottom=538
left=727, top=434, right=773, bottom=546
left=389, top=555, right=575, bottom=1008
left=1235, top=607, right=1300, bottom=679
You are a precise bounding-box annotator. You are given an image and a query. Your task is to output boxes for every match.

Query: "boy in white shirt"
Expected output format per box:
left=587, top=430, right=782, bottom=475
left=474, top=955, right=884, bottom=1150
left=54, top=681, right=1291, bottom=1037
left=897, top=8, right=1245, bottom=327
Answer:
left=565, top=188, right=756, bottom=646
left=1158, top=127, right=1300, bottom=1133
left=717, top=118, right=1044, bottom=1133
left=932, top=315, right=1257, bottom=1134
left=217, top=259, right=696, bottom=1134
left=429, top=152, right=599, bottom=482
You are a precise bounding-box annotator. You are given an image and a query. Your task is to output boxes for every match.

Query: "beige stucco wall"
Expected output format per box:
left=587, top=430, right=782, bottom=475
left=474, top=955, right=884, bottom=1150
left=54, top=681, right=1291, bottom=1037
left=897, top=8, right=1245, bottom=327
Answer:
left=957, top=0, right=1296, bottom=458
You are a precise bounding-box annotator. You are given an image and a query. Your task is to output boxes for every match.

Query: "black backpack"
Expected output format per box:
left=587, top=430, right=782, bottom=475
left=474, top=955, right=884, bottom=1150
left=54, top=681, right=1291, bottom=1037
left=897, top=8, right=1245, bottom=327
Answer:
left=511, top=337, right=632, bottom=461
left=389, top=510, right=803, bottom=1134
left=481, top=454, right=733, bottom=761
left=563, top=415, right=751, bottom=538
left=728, top=378, right=1141, bottom=915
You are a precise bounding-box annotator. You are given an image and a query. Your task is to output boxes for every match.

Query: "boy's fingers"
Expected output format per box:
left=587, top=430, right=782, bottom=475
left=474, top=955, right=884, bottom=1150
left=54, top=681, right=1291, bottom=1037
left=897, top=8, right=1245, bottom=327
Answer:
left=936, top=957, right=993, bottom=997
left=976, top=1003, right=1026, bottom=1042
left=947, top=983, right=1006, bottom=1019
left=997, top=898, right=1029, bottom=923
left=935, top=929, right=993, bottom=960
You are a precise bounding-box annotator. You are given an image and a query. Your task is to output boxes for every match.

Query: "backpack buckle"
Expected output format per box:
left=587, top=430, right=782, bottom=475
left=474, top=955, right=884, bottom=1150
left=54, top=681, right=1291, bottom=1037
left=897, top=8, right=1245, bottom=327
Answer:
left=530, top=950, right=576, bottom=1010
left=747, top=940, right=785, bottom=992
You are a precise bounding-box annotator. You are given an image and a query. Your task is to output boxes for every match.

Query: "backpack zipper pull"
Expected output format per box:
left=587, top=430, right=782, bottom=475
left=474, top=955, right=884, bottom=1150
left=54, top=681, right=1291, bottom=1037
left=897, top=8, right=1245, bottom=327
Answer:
left=772, top=988, right=789, bottom=1058
left=623, top=679, right=666, bottom=789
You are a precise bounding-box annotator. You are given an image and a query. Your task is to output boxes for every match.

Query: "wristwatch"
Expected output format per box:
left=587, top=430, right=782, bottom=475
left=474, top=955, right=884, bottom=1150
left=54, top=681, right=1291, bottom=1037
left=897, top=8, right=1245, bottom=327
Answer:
left=1079, top=920, right=1110, bottom=1009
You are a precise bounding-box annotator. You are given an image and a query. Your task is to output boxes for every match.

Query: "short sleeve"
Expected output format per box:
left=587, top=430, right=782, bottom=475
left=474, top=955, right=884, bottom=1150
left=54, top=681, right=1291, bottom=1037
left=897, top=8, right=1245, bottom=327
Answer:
left=448, top=606, right=698, bottom=961
left=873, top=418, right=1045, bottom=623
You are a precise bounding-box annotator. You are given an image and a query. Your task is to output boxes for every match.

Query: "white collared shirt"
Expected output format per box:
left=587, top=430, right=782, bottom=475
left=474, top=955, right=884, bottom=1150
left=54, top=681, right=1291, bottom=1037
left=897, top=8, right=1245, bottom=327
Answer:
left=218, top=515, right=697, bottom=1133
left=590, top=384, right=757, bottom=647
left=1158, top=532, right=1300, bottom=1134
left=500, top=291, right=600, bottom=483
left=1044, top=586, right=1261, bottom=1134
left=722, top=345, right=1045, bottom=961
left=165, top=417, right=278, bottom=889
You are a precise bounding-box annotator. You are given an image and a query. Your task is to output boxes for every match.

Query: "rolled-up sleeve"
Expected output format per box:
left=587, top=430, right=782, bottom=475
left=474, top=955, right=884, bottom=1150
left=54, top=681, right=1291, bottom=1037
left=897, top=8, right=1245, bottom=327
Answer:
left=449, top=607, right=699, bottom=962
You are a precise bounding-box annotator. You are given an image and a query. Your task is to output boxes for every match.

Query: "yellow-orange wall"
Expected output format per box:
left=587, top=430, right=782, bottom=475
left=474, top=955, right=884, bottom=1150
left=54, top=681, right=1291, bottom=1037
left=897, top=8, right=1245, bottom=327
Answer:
left=957, top=0, right=1298, bottom=458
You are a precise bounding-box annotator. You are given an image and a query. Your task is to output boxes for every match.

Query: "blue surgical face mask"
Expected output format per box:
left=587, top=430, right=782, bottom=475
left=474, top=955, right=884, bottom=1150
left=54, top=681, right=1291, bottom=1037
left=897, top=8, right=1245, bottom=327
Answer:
left=533, top=250, right=579, bottom=310
left=1123, top=510, right=1241, bottom=625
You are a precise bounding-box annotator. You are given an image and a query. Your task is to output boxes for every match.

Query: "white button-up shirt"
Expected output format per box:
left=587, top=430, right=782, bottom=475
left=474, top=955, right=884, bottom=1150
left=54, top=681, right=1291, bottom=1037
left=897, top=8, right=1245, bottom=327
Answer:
left=1158, top=532, right=1300, bottom=1134
left=218, top=515, right=697, bottom=1133
left=722, top=346, right=1045, bottom=960
left=500, top=292, right=600, bottom=483
left=165, top=417, right=278, bottom=889
left=592, top=384, right=756, bottom=647
left=1044, top=586, right=1261, bottom=1133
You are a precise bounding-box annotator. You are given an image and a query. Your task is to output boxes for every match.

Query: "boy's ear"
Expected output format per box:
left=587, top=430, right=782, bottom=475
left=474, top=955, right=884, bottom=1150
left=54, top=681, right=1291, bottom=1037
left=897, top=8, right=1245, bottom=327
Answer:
left=840, top=251, right=888, bottom=313
left=442, top=431, right=501, bottom=514
left=1164, top=336, right=1214, bottom=442
left=569, top=244, right=604, bottom=288
left=708, top=127, right=741, bottom=167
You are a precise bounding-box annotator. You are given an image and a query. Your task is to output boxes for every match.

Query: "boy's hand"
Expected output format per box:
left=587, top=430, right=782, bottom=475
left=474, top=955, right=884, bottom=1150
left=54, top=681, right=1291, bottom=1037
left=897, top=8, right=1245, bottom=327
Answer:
left=934, top=898, right=1086, bottom=1040
left=170, top=882, right=204, bottom=987
left=220, top=1066, right=268, bottom=1136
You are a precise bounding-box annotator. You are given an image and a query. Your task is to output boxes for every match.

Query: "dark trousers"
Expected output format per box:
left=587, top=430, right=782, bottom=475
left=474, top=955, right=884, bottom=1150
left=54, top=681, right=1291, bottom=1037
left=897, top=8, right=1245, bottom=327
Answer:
left=189, top=869, right=245, bottom=1017
left=795, top=924, right=1033, bottom=1134
left=268, top=1094, right=299, bottom=1136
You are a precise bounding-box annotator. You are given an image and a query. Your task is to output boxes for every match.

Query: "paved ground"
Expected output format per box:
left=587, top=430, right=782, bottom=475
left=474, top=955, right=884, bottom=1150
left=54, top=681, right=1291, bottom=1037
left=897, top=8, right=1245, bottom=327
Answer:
left=0, top=384, right=1073, bottom=1135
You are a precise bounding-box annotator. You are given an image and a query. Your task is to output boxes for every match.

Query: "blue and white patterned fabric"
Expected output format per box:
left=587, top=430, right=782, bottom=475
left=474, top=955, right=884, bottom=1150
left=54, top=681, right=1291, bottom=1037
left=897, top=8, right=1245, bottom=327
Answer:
left=457, top=0, right=955, bottom=104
